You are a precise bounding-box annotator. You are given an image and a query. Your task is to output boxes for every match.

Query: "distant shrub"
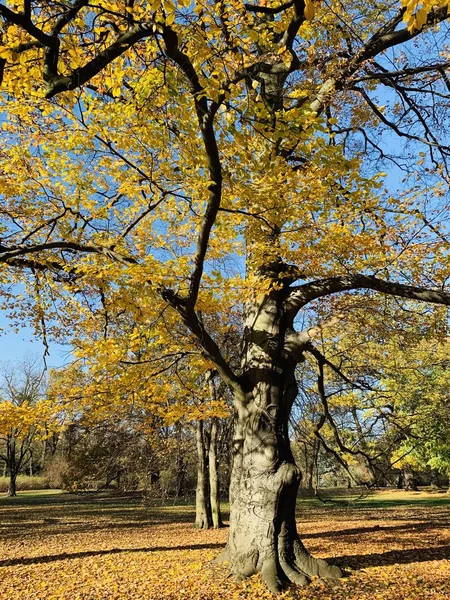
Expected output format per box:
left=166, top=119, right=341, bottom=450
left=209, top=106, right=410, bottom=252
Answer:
left=42, top=455, right=70, bottom=490
left=0, top=476, right=52, bottom=492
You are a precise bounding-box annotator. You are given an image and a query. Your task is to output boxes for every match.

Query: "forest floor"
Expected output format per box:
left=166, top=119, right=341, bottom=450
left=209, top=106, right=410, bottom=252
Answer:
left=0, top=489, right=449, bottom=600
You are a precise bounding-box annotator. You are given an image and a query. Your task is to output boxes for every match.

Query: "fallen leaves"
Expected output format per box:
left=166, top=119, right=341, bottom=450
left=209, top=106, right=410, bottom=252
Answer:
left=0, top=490, right=449, bottom=599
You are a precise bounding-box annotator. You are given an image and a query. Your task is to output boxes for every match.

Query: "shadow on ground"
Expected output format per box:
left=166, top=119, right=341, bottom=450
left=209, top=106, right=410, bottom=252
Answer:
left=335, top=545, right=450, bottom=571
left=0, top=542, right=225, bottom=568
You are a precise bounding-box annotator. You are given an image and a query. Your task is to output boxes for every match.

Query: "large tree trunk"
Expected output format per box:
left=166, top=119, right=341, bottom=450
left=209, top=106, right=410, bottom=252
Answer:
left=215, top=289, right=342, bottom=592
left=195, top=420, right=212, bottom=529
left=430, top=468, right=441, bottom=489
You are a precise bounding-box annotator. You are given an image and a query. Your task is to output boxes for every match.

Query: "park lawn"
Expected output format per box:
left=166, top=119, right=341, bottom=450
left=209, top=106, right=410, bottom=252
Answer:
left=0, top=490, right=449, bottom=600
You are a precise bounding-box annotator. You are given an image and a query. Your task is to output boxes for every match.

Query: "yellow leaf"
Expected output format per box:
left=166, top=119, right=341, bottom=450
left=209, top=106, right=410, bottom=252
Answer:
left=304, top=0, right=315, bottom=20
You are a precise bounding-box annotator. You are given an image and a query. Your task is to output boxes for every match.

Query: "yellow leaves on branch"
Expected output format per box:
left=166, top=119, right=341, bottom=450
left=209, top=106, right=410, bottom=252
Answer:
left=0, top=398, right=60, bottom=439
left=401, top=0, right=450, bottom=32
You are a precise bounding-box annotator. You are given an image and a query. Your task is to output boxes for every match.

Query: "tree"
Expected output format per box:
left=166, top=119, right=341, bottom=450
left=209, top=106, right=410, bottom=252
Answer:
left=0, top=360, right=56, bottom=496
left=291, top=298, right=450, bottom=491
left=1, top=0, right=450, bottom=591
left=381, top=336, right=450, bottom=489
left=195, top=370, right=228, bottom=529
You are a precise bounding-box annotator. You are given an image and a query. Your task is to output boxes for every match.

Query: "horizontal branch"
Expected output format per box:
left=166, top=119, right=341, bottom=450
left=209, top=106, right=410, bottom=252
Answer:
left=0, top=241, right=137, bottom=265
left=285, top=274, right=450, bottom=315
left=354, top=61, right=450, bottom=83
left=244, top=1, right=294, bottom=14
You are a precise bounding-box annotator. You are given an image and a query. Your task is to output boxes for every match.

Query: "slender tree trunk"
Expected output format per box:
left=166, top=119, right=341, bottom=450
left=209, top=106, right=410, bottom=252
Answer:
left=430, top=469, right=441, bottom=489
left=403, top=466, right=418, bottom=491
left=195, top=420, right=212, bottom=529
left=209, top=418, right=223, bottom=528
left=41, top=437, right=47, bottom=470
left=307, top=439, right=318, bottom=493
left=215, top=290, right=342, bottom=592
left=8, top=465, right=17, bottom=497
left=6, top=438, right=18, bottom=497
left=174, top=453, right=186, bottom=498
left=8, top=474, right=17, bottom=497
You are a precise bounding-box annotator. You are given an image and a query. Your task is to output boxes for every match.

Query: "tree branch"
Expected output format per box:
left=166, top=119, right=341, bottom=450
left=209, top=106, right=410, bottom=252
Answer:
left=0, top=241, right=137, bottom=265
left=285, top=274, right=450, bottom=316
left=162, top=25, right=223, bottom=309
left=0, top=4, right=57, bottom=49
left=45, top=23, right=154, bottom=97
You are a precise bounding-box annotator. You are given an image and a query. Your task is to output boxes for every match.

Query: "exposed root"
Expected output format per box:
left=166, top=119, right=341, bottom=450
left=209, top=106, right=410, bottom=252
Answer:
left=279, top=530, right=309, bottom=586
left=279, top=554, right=309, bottom=586
left=233, top=554, right=258, bottom=582
left=212, top=547, right=230, bottom=565
left=261, top=556, right=283, bottom=594
left=293, top=539, right=343, bottom=579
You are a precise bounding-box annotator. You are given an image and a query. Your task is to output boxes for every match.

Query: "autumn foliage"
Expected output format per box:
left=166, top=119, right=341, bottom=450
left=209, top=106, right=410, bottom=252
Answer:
left=1, top=0, right=450, bottom=592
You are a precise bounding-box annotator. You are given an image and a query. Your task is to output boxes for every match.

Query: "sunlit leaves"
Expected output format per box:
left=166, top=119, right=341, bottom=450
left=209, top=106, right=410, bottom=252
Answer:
left=0, top=397, right=60, bottom=440
left=401, top=0, right=450, bottom=32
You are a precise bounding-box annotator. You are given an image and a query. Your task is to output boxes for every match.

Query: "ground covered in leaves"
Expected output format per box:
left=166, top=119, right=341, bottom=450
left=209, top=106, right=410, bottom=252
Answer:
left=0, top=489, right=449, bottom=600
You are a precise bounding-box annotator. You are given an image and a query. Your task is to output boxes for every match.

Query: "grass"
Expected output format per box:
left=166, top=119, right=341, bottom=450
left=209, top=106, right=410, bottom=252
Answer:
left=0, top=475, right=52, bottom=493
left=0, top=489, right=449, bottom=599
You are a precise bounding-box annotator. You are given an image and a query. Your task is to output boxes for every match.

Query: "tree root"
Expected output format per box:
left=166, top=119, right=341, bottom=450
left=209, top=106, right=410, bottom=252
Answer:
left=293, top=539, right=343, bottom=579
left=214, top=536, right=342, bottom=594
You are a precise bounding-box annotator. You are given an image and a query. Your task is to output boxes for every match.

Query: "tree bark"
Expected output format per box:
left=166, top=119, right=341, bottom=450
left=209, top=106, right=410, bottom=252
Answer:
left=430, top=468, right=441, bottom=489
left=209, top=417, right=223, bottom=528
left=195, top=420, right=212, bottom=529
left=8, top=472, right=17, bottom=497
left=403, top=466, right=418, bottom=491
left=6, top=437, right=18, bottom=496
left=215, top=290, right=342, bottom=592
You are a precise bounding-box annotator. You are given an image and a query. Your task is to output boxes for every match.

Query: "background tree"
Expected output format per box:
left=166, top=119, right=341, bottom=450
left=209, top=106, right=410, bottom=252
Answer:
left=0, top=360, right=57, bottom=495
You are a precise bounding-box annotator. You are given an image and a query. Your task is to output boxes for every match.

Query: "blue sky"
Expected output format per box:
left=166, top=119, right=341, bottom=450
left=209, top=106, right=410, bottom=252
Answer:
left=0, top=311, right=71, bottom=369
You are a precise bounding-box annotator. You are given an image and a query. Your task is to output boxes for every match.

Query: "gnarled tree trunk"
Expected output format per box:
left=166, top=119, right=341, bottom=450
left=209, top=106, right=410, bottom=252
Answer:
left=215, top=289, right=342, bottom=592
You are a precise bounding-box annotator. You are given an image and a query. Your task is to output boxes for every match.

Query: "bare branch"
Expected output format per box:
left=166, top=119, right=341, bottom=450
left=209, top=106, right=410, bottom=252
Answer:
left=285, top=274, right=450, bottom=316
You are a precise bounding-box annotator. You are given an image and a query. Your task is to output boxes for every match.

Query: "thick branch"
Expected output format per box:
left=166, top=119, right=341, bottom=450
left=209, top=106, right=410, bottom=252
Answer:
left=285, top=274, right=450, bottom=316
left=162, top=26, right=223, bottom=308
left=0, top=241, right=137, bottom=265
left=244, top=1, right=294, bottom=14
left=284, top=314, right=345, bottom=359
left=0, top=4, right=57, bottom=48
left=159, top=289, right=242, bottom=396
left=45, top=24, right=154, bottom=97
left=307, top=6, right=450, bottom=117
